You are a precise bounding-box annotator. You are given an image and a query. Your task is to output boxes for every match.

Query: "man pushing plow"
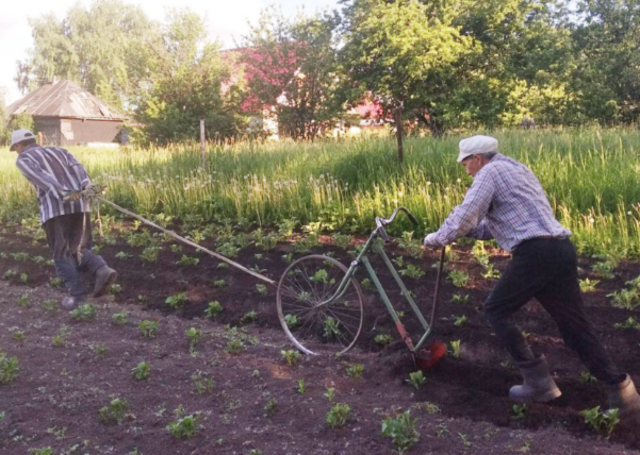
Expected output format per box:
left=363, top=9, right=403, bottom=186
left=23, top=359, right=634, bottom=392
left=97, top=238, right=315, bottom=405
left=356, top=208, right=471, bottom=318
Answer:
left=423, top=135, right=640, bottom=420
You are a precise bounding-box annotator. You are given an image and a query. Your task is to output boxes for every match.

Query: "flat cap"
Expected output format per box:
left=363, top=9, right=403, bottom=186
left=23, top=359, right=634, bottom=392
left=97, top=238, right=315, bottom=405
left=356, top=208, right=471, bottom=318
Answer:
left=457, top=135, right=499, bottom=163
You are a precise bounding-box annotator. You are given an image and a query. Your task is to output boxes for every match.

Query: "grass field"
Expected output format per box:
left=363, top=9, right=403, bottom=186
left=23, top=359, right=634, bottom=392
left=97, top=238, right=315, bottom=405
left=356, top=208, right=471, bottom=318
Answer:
left=2, top=127, right=640, bottom=257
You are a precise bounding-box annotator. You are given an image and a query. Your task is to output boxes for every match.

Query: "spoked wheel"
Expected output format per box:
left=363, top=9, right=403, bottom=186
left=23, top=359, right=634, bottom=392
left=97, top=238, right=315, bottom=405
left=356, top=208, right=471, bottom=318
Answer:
left=277, top=254, right=364, bottom=356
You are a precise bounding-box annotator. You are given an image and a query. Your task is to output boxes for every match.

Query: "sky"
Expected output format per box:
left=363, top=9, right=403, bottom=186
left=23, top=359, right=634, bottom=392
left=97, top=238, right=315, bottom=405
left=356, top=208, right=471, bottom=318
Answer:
left=0, top=0, right=340, bottom=106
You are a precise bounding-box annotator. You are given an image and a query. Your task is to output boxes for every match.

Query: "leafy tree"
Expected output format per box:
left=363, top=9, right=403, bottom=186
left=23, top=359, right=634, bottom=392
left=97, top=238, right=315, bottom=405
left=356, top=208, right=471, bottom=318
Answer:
left=571, top=0, right=640, bottom=123
left=240, top=7, right=342, bottom=140
left=16, top=0, right=155, bottom=109
left=134, top=9, right=242, bottom=144
left=339, top=0, right=474, bottom=160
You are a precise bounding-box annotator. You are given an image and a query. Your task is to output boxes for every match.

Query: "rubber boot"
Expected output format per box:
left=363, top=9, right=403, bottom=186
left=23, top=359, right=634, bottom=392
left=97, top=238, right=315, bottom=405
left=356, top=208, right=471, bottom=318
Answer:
left=509, top=354, right=562, bottom=403
left=604, top=374, right=640, bottom=421
left=93, top=266, right=117, bottom=298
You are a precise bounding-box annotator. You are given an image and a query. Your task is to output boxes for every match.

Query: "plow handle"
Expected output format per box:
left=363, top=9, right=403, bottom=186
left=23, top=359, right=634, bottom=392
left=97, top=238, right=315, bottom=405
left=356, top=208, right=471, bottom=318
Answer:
left=430, top=247, right=446, bottom=327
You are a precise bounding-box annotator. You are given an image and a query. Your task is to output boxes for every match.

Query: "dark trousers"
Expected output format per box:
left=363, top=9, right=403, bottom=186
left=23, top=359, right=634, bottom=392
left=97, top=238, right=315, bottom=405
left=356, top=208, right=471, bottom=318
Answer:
left=43, top=213, right=106, bottom=297
left=484, top=237, right=623, bottom=385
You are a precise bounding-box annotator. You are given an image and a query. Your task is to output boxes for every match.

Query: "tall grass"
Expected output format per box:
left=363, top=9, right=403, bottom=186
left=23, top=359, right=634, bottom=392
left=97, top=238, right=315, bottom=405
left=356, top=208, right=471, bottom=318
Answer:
left=2, top=127, right=640, bottom=257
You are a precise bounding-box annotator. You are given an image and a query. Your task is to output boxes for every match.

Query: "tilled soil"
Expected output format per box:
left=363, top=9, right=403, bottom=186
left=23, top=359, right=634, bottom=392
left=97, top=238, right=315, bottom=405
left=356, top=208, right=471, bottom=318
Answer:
left=0, top=221, right=639, bottom=454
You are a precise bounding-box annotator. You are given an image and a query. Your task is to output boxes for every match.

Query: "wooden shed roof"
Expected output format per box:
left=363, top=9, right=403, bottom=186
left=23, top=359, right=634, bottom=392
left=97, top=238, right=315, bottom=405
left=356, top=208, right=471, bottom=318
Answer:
left=6, top=80, right=126, bottom=121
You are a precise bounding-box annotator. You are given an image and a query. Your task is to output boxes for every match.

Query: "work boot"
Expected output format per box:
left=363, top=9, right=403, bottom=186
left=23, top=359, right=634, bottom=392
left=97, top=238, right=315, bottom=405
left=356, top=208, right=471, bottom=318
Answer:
left=604, top=374, right=640, bottom=421
left=93, top=266, right=117, bottom=298
left=62, top=296, right=86, bottom=311
left=509, top=354, right=562, bottom=403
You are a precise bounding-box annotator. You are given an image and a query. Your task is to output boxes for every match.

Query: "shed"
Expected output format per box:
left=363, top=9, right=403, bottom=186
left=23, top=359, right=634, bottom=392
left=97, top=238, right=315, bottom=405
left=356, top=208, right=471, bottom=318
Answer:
left=6, top=79, right=126, bottom=146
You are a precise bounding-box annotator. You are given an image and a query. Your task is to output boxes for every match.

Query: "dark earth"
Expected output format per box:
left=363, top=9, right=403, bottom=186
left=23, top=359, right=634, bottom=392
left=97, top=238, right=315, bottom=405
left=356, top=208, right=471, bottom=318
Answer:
left=0, top=218, right=639, bottom=454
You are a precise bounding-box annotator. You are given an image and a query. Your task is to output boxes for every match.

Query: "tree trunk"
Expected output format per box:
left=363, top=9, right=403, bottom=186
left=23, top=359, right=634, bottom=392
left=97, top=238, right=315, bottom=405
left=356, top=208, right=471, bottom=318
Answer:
left=395, top=104, right=404, bottom=163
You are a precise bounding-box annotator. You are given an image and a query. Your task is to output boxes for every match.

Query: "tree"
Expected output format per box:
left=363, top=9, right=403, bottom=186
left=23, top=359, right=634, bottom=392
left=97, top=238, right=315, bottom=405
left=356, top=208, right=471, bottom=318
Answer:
left=134, top=9, right=242, bottom=144
left=16, top=0, right=155, bottom=109
left=339, top=0, right=474, bottom=161
left=240, top=7, right=342, bottom=140
left=571, top=0, right=640, bottom=123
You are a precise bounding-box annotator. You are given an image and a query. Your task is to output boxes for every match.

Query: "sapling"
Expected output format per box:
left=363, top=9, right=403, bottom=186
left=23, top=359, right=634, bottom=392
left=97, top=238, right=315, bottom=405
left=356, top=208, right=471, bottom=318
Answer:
left=326, top=403, right=351, bottom=428
left=205, top=301, right=223, bottom=319
left=191, top=372, right=214, bottom=395
left=448, top=270, right=470, bottom=288
left=512, top=403, right=528, bottom=420
left=241, top=310, right=258, bottom=325
left=297, top=379, right=306, bottom=394
left=345, top=363, right=364, bottom=378
left=177, top=255, right=200, bottom=266
left=374, top=334, right=394, bottom=345
left=406, top=371, right=426, bottom=390
left=381, top=410, right=420, bottom=454
left=41, top=299, right=58, bottom=313
left=281, top=349, right=301, bottom=366
left=138, top=320, right=159, bottom=338
left=99, top=398, right=129, bottom=425
left=226, top=339, right=245, bottom=354
left=29, top=448, right=54, bottom=455
left=49, top=277, right=63, bottom=288
left=263, top=397, right=278, bottom=416
left=186, top=327, right=202, bottom=351
left=165, top=292, right=189, bottom=309
left=132, top=361, right=150, bottom=381
left=453, top=315, right=468, bottom=328
left=399, top=264, right=425, bottom=279
left=255, top=284, right=268, bottom=296
left=324, top=387, right=335, bottom=403
left=284, top=314, right=299, bottom=329
left=580, top=406, right=620, bottom=438
left=449, top=340, right=462, bottom=359
left=70, top=304, right=97, bottom=322
left=111, top=312, right=129, bottom=326
left=167, top=414, right=199, bottom=439
left=0, top=353, right=20, bottom=385
left=17, top=294, right=29, bottom=307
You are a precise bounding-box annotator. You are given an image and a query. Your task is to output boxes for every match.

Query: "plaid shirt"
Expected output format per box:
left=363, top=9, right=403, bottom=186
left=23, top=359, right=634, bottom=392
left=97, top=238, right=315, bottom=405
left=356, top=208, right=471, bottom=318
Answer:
left=16, top=144, right=91, bottom=225
left=427, top=153, right=571, bottom=252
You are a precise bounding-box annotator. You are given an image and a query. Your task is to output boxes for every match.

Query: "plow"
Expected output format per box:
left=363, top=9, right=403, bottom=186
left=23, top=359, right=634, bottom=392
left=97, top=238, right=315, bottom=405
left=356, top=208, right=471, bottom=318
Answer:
left=79, top=185, right=446, bottom=370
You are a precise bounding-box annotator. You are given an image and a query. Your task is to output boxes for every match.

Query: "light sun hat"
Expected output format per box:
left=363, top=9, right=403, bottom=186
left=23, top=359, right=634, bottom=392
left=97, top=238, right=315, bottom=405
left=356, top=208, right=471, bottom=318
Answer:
left=9, top=129, right=36, bottom=151
left=457, top=135, right=499, bottom=163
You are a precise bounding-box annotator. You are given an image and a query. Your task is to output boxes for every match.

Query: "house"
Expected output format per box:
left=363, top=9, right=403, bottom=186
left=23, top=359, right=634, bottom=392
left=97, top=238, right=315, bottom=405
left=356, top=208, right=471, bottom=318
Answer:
left=6, top=79, right=126, bottom=146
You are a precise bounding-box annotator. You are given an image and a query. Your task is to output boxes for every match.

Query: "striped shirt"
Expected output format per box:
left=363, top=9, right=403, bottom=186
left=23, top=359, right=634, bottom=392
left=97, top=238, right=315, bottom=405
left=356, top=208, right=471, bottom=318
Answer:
left=428, top=153, right=571, bottom=252
left=16, top=144, right=91, bottom=224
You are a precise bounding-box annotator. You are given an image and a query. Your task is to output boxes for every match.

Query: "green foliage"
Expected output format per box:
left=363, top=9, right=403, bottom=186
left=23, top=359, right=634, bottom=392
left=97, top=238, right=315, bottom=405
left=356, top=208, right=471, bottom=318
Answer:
left=0, top=353, right=20, bottom=385
left=140, top=246, right=160, bottom=263
left=165, top=292, right=189, bottom=309
left=131, top=361, right=150, bottom=381
left=580, top=278, right=600, bottom=293
left=345, top=363, right=364, bottom=378
left=186, top=327, right=202, bottom=351
left=99, top=398, right=129, bottom=426
left=453, top=315, right=469, bottom=328
left=167, top=414, right=198, bottom=439
left=374, top=334, right=394, bottom=346
left=451, top=294, right=470, bottom=304
left=284, top=314, right=299, bottom=329
left=205, top=301, right=224, bottom=319
left=255, top=284, right=268, bottom=296
left=138, top=320, right=159, bottom=338
left=399, top=264, right=425, bottom=279
left=381, top=410, right=420, bottom=455
left=177, top=255, right=199, bottom=266
left=263, top=397, right=278, bottom=416
left=241, top=310, right=258, bottom=325
left=406, top=371, right=426, bottom=391
left=30, top=448, right=54, bottom=455
left=70, top=304, right=97, bottom=322
left=449, top=340, right=462, bottom=359
left=281, top=349, right=301, bottom=366
left=297, top=379, right=306, bottom=394
left=448, top=270, right=470, bottom=288
left=614, top=317, right=640, bottom=330
left=580, top=406, right=619, bottom=438
left=512, top=403, right=528, bottom=420
left=579, top=371, right=598, bottom=385
left=326, top=403, right=351, bottom=428
left=226, top=339, right=246, bottom=354
left=191, top=372, right=214, bottom=395
left=111, top=312, right=129, bottom=326
left=323, top=317, right=341, bottom=340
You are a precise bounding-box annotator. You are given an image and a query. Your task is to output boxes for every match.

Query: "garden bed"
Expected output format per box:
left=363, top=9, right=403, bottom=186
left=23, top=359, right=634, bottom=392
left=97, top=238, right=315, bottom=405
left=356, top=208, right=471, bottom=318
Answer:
left=0, top=220, right=638, bottom=454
